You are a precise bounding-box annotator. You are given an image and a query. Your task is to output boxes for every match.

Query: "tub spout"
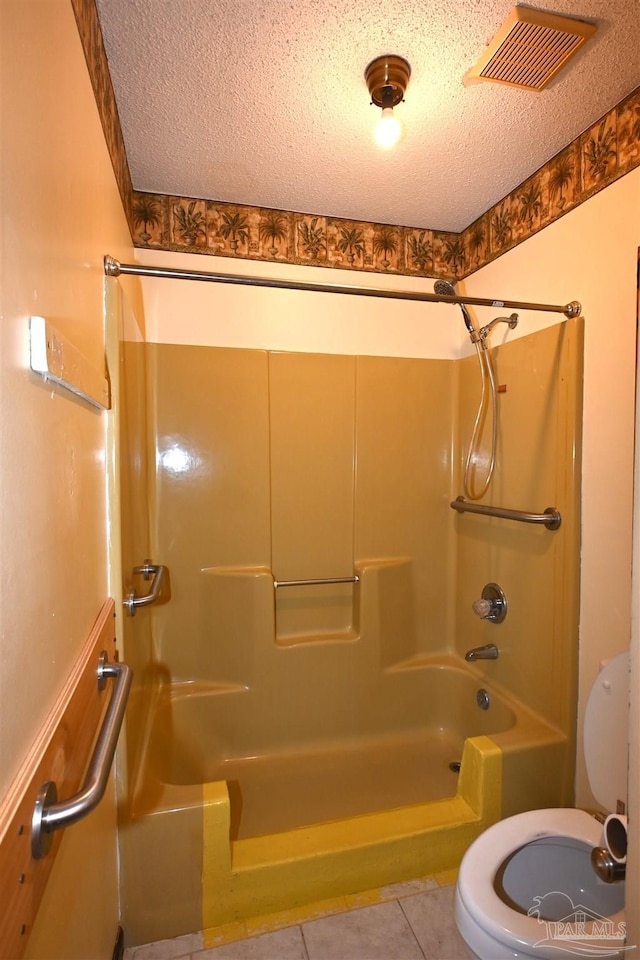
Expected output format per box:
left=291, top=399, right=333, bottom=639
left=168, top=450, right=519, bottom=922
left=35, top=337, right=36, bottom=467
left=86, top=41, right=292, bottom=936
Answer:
left=465, top=643, right=499, bottom=662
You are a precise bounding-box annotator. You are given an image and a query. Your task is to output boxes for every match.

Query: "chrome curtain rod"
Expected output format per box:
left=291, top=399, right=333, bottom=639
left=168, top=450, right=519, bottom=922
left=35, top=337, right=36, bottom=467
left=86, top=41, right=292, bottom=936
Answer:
left=104, top=256, right=581, bottom=318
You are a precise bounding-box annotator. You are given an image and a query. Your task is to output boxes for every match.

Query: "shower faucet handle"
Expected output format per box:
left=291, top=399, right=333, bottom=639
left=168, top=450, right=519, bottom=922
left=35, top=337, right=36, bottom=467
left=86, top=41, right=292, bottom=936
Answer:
left=472, top=599, right=493, bottom=619
left=472, top=583, right=508, bottom=623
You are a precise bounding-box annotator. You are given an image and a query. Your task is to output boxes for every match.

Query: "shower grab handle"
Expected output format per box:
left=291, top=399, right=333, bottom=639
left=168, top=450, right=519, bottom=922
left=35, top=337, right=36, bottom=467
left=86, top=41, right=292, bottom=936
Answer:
left=31, top=653, right=132, bottom=859
left=451, top=496, right=561, bottom=530
left=274, top=575, right=359, bottom=588
left=123, top=561, right=167, bottom=616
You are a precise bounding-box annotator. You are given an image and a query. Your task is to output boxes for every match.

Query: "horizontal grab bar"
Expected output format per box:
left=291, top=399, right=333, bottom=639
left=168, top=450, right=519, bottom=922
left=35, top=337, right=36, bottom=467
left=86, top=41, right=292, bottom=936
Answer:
left=123, top=560, right=167, bottom=616
left=274, top=576, right=360, bottom=588
left=32, top=652, right=132, bottom=859
left=450, top=496, right=561, bottom=530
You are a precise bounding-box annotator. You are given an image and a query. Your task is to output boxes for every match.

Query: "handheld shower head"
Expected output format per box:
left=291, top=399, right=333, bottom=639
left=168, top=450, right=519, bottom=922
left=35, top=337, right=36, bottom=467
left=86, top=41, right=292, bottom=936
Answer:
left=434, top=280, right=476, bottom=337
left=433, top=279, right=456, bottom=297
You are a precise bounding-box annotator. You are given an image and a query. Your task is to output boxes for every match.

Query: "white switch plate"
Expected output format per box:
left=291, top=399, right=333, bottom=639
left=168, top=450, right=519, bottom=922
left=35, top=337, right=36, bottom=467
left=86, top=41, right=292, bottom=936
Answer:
left=29, top=316, right=110, bottom=410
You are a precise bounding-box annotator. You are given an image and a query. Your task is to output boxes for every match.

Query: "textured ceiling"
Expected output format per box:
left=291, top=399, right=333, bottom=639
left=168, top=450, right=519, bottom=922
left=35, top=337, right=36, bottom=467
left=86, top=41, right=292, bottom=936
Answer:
left=95, top=0, right=640, bottom=233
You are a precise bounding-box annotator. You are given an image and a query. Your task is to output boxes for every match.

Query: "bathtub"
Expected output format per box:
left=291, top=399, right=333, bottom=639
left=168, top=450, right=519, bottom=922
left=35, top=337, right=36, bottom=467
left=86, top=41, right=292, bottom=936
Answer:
left=119, top=655, right=569, bottom=947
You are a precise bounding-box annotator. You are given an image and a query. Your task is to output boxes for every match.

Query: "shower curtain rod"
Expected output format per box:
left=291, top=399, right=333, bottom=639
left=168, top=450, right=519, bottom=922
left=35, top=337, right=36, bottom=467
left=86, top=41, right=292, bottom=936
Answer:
left=104, top=256, right=581, bottom=318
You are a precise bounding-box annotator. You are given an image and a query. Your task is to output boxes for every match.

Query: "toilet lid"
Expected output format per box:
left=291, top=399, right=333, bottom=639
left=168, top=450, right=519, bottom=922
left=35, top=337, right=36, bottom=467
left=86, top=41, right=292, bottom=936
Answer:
left=583, top=651, right=629, bottom=813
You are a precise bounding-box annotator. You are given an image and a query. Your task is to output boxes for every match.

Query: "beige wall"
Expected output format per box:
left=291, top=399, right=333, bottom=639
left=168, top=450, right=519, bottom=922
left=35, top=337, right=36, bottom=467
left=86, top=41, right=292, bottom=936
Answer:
left=1, top=1, right=133, bottom=956
left=135, top=249, right=466, bottom=359
left=465, top=169, right=640, bottom=808
left=627, top=342, right=640, bottom=953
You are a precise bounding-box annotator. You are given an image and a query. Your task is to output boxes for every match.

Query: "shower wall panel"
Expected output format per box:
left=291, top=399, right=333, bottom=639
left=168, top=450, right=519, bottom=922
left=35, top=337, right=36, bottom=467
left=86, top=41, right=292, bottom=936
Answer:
left=454, top=318, right=583, bottom=807
left=355, top=356, right=457, bottom=662
left=139, top=328, right=579, bottom=742
left=270, top=352, right=356, bottom=640
left=118, top=322, right=582, bottom=849
left=146, top=345, right=456, bottom=683
left=149, top=344, right=271, bottom=682
left=117, top=331, right=154, bottom=789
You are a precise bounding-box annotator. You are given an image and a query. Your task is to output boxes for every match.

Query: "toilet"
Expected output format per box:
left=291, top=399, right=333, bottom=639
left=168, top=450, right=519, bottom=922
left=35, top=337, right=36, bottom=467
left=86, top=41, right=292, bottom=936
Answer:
left=455, top=651, right=629, bottom=959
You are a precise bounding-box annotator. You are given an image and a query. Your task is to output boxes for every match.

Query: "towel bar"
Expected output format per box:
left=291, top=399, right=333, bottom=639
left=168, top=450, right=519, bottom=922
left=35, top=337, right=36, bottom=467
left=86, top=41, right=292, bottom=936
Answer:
left=274, top=576, right=359, bottom=588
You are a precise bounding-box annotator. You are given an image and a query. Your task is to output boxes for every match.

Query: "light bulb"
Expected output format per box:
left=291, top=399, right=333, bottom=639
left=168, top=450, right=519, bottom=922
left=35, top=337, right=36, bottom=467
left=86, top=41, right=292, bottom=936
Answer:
left=375, top=106, right=402, bottom=149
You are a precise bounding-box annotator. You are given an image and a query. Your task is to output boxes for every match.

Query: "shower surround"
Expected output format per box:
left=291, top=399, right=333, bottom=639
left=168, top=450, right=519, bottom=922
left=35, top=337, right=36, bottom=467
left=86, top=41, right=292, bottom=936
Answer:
left=150, top=347, right=455, bottom=665
left=114, top=304, right=582, bottom=945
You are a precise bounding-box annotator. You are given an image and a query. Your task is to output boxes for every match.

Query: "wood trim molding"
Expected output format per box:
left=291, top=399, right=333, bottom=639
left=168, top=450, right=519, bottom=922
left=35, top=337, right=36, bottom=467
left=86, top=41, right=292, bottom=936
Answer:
left=0, top=599, right=116, bottom=959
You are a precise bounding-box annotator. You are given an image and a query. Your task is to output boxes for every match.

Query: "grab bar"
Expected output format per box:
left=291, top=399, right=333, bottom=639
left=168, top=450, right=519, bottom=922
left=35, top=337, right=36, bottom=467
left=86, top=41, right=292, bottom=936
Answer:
left=123, top=560, right=166, bottom=616
left=450, top=496, right=561, bottom=530
left=274, top=576, right=359, bottom=588
left=31, top=652, right=132, bottom=859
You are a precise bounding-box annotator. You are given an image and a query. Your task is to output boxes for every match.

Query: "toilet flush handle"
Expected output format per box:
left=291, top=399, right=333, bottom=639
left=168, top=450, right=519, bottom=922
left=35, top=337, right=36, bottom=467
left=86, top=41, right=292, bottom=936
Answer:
left=591, top=846, right=626, bottom=883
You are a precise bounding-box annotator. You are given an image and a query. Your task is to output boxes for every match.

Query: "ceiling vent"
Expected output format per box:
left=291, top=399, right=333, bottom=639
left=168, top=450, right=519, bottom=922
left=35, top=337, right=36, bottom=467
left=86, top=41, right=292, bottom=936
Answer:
left=465, top=6, right=597, bottom=92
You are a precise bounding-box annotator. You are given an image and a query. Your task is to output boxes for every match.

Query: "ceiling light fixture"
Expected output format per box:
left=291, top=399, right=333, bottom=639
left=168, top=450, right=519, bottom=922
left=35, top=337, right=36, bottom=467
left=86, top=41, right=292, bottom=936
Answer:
left=365, top=55, right=411, bottom=149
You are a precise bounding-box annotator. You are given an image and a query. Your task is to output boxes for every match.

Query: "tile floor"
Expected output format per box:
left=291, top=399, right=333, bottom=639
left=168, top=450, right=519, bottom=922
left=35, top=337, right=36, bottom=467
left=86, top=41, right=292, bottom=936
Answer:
left=124, top=877, right=470, bottom=960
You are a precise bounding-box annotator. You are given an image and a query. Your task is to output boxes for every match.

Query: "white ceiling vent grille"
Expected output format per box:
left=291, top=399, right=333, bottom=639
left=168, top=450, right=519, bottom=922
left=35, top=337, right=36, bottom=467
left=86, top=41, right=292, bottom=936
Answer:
left=465, top=7, right=597, bottom=92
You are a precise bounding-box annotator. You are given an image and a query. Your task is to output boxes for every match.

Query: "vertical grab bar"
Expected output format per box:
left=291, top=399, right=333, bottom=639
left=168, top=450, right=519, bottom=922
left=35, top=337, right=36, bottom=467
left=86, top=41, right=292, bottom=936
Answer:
left=31, top=652, right=132, bottom=859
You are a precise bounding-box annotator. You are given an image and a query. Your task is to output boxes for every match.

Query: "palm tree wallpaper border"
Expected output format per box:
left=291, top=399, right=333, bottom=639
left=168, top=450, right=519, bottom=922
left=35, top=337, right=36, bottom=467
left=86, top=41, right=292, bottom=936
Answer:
left=130, top=85, right=639, bottom=280
left=74, top=0, right=639, bottom=281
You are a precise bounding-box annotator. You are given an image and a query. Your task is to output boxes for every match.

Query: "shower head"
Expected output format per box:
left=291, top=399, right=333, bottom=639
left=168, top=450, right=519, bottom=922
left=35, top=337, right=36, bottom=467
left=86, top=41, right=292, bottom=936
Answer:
left=434, top=280, right=476, bottom=337
left=434, top=279, right=455, bottom=297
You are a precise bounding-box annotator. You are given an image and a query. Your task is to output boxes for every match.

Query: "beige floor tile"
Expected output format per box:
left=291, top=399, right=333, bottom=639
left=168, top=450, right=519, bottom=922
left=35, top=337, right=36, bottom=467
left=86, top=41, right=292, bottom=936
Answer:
left=192, top=925, right=308, bottom=960
left=433, top=869, right=459, bottom=887
left=400, top=886, right=469, bottom=960
left=124, top=881, right=469, bottom=960
left=377, top=877, right=440, bottom=900
left=202, top=922, right=249, bottom=950
left=126, top=931, right=203, bottom=959
left=244, top=896, right=349, bottom=937
left=345, top=877, right=440, bottom=912
left=301, top=900, right=424, bottom=960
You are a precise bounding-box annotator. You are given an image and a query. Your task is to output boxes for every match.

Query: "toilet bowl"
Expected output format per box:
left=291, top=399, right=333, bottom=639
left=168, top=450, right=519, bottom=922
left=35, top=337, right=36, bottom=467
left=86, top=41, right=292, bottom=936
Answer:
left=455, top=808, right=625, bottom=959
left=455, top=652, right=629, bottom=959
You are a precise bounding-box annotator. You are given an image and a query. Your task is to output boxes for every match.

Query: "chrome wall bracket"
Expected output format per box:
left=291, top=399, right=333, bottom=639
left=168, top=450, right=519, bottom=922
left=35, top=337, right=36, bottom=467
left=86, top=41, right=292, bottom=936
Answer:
left=123, top=560, right=166, bottom=616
